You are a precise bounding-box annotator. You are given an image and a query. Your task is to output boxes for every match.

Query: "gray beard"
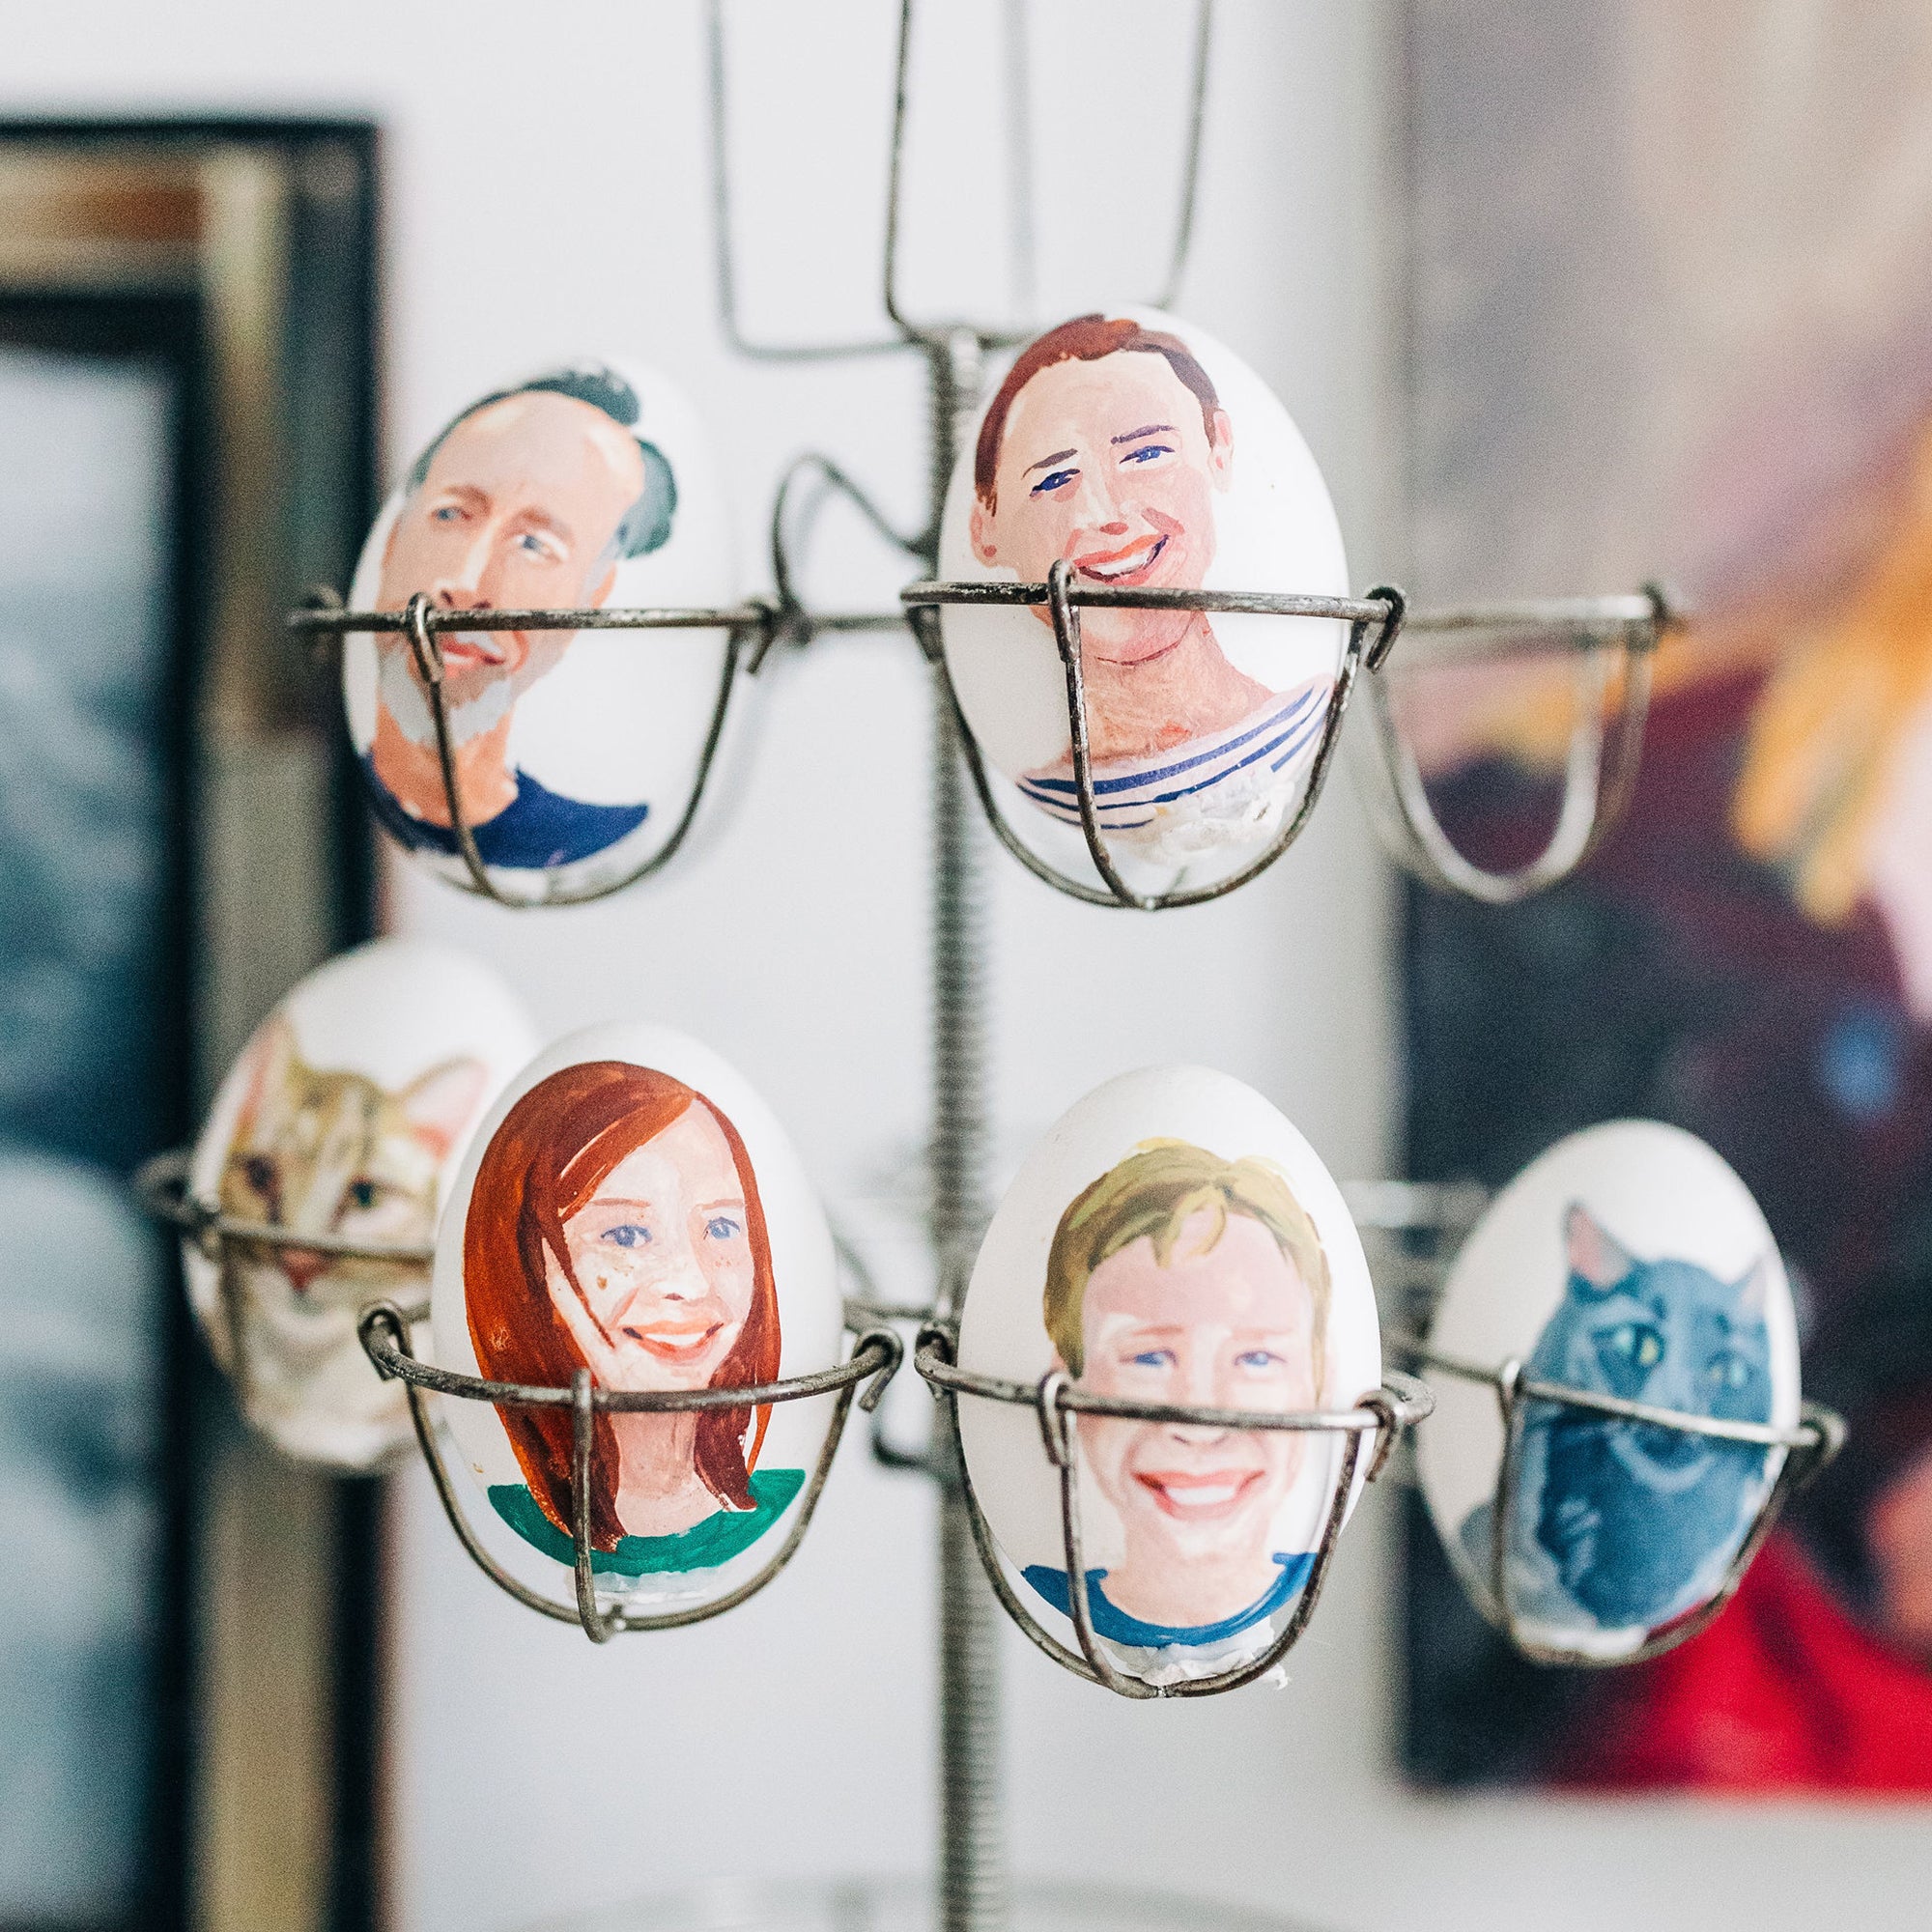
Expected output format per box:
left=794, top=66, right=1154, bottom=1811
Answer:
left=378, top=645, right=517, bottom=749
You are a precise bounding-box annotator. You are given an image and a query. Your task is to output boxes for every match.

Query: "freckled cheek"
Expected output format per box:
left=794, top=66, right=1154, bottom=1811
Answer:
left=699, top=1249, right=755, bottom=1315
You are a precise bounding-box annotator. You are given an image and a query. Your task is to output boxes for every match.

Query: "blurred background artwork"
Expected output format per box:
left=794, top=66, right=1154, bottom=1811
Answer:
left=1397, top=0, right=1932, bottom=1791
left=0, top=342, right=178, bottom=1919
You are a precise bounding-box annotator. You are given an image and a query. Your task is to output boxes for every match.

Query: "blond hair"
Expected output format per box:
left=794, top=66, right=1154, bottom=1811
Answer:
left=1042, top=1138, right=1330, bottom=1389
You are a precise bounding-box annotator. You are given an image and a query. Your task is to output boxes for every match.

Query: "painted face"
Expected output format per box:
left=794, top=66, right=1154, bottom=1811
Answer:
left=553, top=1104, right=754, bottom=1392
left=376, top=390, right=645, bottom=713
left=1074, top=1209, right=1317, bottom=1565
left=970, top=351, right=1232, bottom=663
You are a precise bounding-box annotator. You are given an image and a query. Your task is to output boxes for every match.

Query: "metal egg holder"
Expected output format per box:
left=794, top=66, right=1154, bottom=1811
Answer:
left=1345, top=1181, right=1847, bottom=1671
left=914, top=1324, right=1433, bottom=1699
left=292, top=570, right=1668, bottom=916
left=137, top=1146, right=904, bottom=1640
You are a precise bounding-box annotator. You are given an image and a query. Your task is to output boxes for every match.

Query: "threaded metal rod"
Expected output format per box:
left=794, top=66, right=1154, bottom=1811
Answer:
left=923, top=329, right=1006, bottom=1932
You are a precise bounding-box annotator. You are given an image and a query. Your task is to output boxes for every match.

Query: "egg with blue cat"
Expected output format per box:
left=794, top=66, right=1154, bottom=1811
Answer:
left=431, top=1022, right=843, bottom=1611
left=342, top=355, right=737, bottom=899
left=955, top=1065, right=1381, bottom=1687
left=1415, top=1121, right=1802, bottom=1660
left=184, top=939, right=540, bottom=1471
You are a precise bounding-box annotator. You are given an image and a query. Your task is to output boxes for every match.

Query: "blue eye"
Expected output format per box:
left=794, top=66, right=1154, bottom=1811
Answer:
left=515, top=532, right=554, bottom=557
left=1120, top=441, right=1175, bottom=465
left=1235, top=1350, right=1284, bottom=1370
left=1029, top=468, right=1078, bottom=496
left=1708, top=1352, right=1751, bottom=1390
left=704, top=1215, right=742, bottom=1240
left=431, top=505, right=462, bottom=524
left=1130, top=1349, right=1177, bottom=1369
left=347, top=1179, right=380, bottom=1211
left=602, top=1223, right=652, bottom=1249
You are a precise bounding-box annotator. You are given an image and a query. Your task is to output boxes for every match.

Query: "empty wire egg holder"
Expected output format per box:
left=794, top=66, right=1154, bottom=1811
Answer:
left=1349, top=1179, right=1847, bottom=1670
left=913, top=1320, right=1433, bottom=1699
left=899, top=564, right=1407, bottom=912
left=136, top=1148, right=903, bottom=1640
left=1357, top=588, right=1673, bottom=906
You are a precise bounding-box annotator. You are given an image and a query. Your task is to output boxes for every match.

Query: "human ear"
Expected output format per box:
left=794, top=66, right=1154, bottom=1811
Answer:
left=1208, top=410, right=1234, bottom=490
left=970, top=499, right=998, bottom=565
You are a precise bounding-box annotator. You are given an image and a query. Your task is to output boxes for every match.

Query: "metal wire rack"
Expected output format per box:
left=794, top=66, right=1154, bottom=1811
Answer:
left=134, top=2, right=1718, bottom=1928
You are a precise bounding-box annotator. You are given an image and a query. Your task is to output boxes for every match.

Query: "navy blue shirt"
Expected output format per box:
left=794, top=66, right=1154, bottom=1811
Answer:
left=1023, top=1551, right=1315, bottom=1647
left=361, top=755, right=648, bottom=870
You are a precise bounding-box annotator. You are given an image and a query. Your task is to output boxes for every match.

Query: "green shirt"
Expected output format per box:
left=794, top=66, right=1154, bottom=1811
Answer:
left=489, top=1467, right=807, bottom=1577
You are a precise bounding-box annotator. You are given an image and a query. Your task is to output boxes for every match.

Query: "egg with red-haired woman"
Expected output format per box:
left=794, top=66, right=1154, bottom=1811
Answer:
left=938, top=310, right=1350, bottom=874
left=432, top=1022, right=842, bottom=1607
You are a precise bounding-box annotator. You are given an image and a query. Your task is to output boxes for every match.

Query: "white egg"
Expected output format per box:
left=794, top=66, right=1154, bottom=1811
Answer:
left=1415, top=1121, right=1802, bottom=1660
left=185, top=938, right=539, bottom=1471
left=342, top=356, right=736, bottom=896
left=938, top=310, right=1350, bottom=873
left=956, top=1065, right=1379, bottom=1686
left=431, top=1022, right=842, bottom=1610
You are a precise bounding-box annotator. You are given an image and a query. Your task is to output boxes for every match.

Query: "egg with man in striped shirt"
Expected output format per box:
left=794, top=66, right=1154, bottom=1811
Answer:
left=939, top=310, right=1350, bottom=870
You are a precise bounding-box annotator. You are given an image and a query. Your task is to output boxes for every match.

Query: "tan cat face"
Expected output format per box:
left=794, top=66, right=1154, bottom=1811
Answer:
left=217, top=1012, right=487, bottom=1458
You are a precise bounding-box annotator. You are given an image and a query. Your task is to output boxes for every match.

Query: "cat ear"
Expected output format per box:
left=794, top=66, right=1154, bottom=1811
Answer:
left=1732, top=1253, right=1773, bottom=1320
left=235, top=1012, right=298, bottom=1134
left=1565, top=1202, right=1636, bottom=1294
left=399, top=1055, right=490, bottom=1162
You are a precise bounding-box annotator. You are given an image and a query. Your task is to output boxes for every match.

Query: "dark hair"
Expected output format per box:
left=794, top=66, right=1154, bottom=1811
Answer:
left=974, top=315, right=1223, bottom=513
left=463, top=1060, right=781, bottom=1552
left=406, top=362, right=678, bottom=558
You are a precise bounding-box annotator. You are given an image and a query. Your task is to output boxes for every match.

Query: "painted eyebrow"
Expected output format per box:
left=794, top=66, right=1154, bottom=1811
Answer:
left=1024, top=447, right=1079, bottom=476
left=1111, top=423, right=1177, bottom=444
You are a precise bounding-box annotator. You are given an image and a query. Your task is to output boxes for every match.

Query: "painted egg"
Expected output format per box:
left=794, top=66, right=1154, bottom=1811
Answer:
left=343, top=356, right=736, bottom=896
left=938, top=310, right=1350, bottom=872
left=1415, top=1122, right=1802, bottom=1659
left=956, top=1065, right=1380, bottom=1685
left=432, top=1023, right=842, bottom=1608
left=185, top=938, right=539, bottom=1470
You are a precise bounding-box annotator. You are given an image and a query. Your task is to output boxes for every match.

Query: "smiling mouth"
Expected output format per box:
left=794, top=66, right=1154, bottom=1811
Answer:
left=1073, top=534, right=1167, bottom=586
left=1133, top=1468, right=1265, bottom=1519
left=438, top=630, right=511, bottom=672
left=625, top=1321, right=724, bottom=1361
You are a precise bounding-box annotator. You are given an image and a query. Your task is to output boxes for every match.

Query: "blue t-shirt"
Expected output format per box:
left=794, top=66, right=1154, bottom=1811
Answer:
left=1022, top=1551, right=1315, bottom=1648
left=360, top=754, right=648, bottom=870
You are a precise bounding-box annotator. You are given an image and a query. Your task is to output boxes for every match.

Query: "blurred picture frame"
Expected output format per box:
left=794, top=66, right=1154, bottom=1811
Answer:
left=0, top=120, right=379, bottom=1928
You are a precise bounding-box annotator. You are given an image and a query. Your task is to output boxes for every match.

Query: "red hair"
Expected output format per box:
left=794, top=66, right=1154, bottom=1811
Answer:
left=463, top=1060, right=781, bottom=1551
left=974, top=313, right=1223, bottom=513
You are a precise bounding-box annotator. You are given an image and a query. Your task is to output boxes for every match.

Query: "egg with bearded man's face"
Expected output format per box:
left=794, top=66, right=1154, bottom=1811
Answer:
left=343, top=356, right=736, bottom=897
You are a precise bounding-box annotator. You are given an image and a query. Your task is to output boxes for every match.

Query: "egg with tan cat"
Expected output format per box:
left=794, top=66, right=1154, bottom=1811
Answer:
left=184, top=939, right=539, bottom=1469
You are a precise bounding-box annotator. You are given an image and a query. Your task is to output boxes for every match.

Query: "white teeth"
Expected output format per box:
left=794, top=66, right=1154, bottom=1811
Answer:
left=1164, top=1483, right=1238, bottom=1506
left=1082, top=540, right=1163, bottom=582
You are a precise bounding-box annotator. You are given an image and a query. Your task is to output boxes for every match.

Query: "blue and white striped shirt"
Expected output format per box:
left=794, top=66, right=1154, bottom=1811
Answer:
left=1018, top=677, right=1331, bottom=858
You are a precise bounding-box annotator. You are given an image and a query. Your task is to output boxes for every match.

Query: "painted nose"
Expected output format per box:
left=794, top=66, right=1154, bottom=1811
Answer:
left=280, top=1246, right=327, bottom=1295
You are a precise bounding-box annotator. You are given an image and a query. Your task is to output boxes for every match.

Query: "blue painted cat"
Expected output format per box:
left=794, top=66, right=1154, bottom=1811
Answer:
left=1458, top=1203, right=1776, bottom=1634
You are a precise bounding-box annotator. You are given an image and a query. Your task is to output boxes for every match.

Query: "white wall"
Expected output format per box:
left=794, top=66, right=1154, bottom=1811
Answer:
left=10, top=4, right=1932, bottom=1929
